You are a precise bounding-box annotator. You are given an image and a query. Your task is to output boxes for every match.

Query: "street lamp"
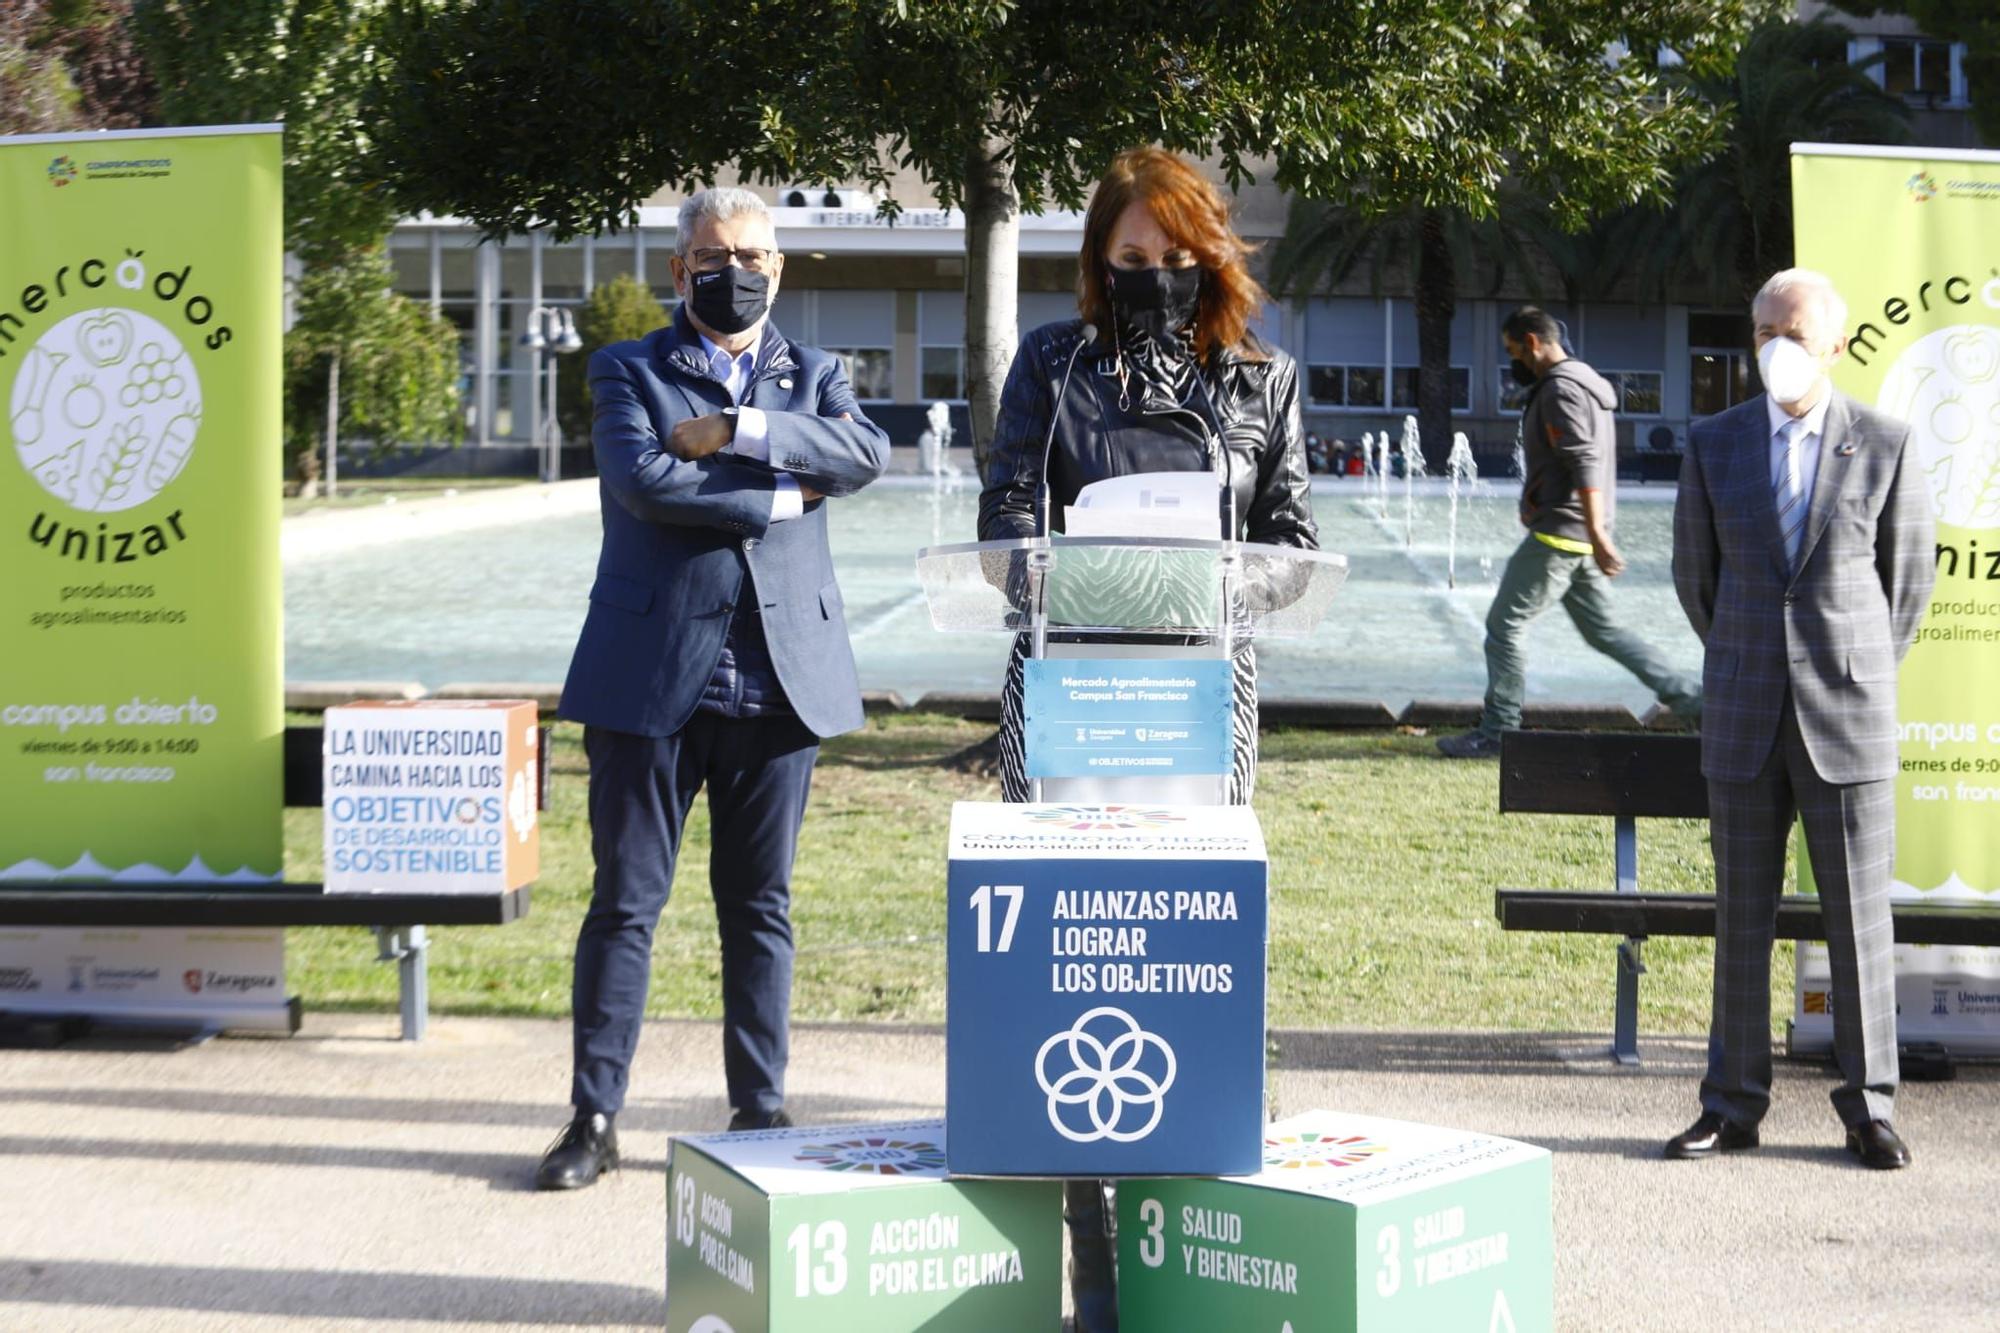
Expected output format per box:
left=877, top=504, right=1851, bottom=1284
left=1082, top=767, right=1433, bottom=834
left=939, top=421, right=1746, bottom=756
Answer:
left=519, top=306, right=583, bottom=482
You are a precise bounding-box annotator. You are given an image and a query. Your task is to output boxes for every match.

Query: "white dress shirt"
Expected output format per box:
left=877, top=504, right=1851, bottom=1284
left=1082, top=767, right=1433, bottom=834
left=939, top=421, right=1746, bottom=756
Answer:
left=698, top=332, right=801, bottom=523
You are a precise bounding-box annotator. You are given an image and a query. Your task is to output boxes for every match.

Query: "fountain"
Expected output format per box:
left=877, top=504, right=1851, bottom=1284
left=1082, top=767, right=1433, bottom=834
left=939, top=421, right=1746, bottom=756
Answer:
left=917, top=401, right=965, bottom=544
left=1400, top=414, right=1425, bottom=548
left=1444, top=430, right=1481, bottom=589
left=916, top=400, right=957, bottom=478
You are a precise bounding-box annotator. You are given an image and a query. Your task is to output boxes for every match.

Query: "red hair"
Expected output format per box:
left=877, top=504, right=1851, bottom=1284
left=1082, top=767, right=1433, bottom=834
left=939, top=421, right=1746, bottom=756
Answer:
left=1078, top=147, right=1268, bottom=362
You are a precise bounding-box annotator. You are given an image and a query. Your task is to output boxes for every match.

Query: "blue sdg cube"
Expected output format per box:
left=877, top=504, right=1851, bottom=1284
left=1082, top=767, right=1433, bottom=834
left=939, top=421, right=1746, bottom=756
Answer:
left=945, top=802, right=1268, bottom=1177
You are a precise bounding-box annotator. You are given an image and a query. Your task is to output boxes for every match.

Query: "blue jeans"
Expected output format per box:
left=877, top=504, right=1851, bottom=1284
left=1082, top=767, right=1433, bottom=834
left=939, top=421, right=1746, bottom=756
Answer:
left=1478, top=535, right=1701, bottom=736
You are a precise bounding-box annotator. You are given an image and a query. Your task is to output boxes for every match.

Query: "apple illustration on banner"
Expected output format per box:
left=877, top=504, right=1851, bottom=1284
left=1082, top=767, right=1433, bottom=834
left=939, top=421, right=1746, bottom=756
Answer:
left=80, top=310, right=134, bottom=367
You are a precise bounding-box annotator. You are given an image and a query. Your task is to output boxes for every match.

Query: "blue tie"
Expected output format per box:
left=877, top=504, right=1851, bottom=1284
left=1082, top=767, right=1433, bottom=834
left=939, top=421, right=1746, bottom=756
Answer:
left=1773, top=419, right=1807, bottom=570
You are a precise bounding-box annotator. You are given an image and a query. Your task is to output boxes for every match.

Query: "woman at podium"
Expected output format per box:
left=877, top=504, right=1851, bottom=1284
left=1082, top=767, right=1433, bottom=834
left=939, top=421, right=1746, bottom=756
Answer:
left=976, top=146, right=1319, bottom=1332
left=979, top=146, right=1320, bottom=806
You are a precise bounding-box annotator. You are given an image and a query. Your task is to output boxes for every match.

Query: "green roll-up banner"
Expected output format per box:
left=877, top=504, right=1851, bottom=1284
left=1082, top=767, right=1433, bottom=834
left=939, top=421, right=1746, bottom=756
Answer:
left=1791, top=144, right=2000, bottom=1051
left=2, top=126, right=283, bottom=882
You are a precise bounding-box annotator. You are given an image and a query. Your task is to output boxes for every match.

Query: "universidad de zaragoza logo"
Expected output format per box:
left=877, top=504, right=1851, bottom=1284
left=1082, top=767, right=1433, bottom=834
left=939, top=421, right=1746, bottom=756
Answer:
left=7, top=240, right=238, bottom=561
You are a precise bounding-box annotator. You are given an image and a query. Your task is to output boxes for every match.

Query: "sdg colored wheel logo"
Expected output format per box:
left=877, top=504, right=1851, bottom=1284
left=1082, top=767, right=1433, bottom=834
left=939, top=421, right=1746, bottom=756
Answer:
left=11, top=305, right=201, bottom=513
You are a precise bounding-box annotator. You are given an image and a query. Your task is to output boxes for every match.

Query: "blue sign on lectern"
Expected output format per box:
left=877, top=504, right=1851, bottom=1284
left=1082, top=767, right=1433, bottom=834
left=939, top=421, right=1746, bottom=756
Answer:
left=946, top=801, right=1268, bottom=1177
left=1022, top=658, right=1231, bottom=778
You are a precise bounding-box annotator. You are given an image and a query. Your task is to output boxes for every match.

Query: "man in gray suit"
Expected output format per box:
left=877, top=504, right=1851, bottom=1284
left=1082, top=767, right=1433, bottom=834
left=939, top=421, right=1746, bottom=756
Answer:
left=1668, top=268, right=1934, bottom=1170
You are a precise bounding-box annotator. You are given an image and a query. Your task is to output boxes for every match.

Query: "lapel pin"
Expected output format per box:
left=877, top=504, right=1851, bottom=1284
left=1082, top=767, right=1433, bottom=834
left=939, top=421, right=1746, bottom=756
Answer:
left=779, top=377, right=793, bottom=390
left=1835, top=442, right=1857, bottom=456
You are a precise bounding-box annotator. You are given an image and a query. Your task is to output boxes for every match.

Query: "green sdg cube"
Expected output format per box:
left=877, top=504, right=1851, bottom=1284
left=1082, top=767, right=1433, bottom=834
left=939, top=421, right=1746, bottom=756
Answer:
left=1117, top=1111, right=1552, bottom=1332
left=667, top=1118, right=1062, bottom=1333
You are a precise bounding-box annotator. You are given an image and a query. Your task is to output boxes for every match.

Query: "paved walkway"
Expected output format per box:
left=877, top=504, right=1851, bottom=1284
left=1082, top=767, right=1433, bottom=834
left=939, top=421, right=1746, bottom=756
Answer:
left=2, top=1016, right=1994, bottom=1330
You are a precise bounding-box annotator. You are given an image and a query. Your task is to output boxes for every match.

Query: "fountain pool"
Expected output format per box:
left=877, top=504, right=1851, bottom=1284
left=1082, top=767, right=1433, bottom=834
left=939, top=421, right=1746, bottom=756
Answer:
left=284, top=477, right=1702, bottom=714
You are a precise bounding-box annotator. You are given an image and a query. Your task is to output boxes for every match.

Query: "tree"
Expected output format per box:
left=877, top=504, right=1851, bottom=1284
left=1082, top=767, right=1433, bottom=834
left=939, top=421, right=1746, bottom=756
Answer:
left=1832, top=1, right=2000, bottom=143
left=284, top=249, right=463, bottom=486
left=1270, top=187, right=1573, bottom=453
left=370, top=0, right=1783, bottom=470
left=556, top=274, right=668, bottom=442
left=0, top=1, right=89, bottom=134
left=1583, top=20, right=1912, bottom=308
left=133, top=0, right=464, bottom=489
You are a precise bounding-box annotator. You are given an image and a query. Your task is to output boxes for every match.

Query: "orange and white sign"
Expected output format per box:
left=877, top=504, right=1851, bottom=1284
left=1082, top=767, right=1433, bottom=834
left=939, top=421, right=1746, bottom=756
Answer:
left=322, top=700, right=538, bottom=894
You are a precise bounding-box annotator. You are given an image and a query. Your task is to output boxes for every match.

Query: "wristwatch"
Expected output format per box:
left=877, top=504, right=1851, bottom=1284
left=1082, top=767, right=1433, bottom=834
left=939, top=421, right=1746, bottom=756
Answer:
left=720, top=407, right=740, bottom=440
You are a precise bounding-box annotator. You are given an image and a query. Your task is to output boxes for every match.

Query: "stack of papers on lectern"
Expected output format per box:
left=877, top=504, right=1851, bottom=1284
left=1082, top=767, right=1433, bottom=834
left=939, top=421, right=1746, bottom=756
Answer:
left=1063, top=471, right=1221, bottom=539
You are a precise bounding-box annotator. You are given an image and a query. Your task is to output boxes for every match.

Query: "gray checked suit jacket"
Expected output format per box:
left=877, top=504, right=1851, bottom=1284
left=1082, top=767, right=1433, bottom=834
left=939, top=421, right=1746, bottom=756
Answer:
left=1672, top=392, right=1935, bottom=785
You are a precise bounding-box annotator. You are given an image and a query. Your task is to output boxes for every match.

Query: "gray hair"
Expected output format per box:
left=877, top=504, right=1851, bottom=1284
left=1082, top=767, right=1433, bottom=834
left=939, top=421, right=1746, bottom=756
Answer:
left=1752, top=268, right=1849, bottom=343
left=677, top=188, right=774, bottom=254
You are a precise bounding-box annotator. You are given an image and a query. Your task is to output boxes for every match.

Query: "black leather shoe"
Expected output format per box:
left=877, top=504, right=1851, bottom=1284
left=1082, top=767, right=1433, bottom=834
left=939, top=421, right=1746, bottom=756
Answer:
left=1846, top=1119, right=1911, bottom=1170
left=728, top=1106, right=794, bottom=1132
left=535, top=1112, right=618, bottom=1190
left=1664, top=1111, right=1760, bottom=1159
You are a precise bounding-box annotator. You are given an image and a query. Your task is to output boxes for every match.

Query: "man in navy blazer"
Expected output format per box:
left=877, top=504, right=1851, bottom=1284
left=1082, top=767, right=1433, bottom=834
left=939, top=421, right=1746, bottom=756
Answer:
left=538, top=188, right=888, bottom=1189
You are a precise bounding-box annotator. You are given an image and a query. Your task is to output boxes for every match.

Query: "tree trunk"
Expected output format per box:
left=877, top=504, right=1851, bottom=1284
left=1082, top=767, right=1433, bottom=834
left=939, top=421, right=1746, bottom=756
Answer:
left=1414, top=208, right=1456, bottom=475
left=963, top=135, right=1019, bottom=478
left=324, top=349, right=341, bottom=499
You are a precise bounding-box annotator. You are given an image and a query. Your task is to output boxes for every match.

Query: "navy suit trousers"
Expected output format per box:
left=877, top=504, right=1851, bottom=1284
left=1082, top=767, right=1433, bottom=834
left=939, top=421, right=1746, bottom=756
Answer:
left=571, top=715, right=818, bottom=1117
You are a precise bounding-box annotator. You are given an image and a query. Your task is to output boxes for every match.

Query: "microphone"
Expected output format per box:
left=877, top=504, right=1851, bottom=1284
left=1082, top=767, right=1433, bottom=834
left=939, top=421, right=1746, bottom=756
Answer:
left=1035, top=323, right=1097, bottom=540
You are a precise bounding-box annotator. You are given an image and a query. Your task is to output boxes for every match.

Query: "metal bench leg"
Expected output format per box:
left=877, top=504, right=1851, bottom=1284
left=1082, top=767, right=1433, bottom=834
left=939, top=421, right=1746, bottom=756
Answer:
left=373, top=925, right=429, bottom=1042
left=1612, top=816, right=1643, bottom=1066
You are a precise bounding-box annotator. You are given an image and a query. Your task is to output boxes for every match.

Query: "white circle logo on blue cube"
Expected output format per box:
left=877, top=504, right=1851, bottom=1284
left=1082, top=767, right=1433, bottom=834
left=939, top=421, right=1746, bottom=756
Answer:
left=1035, top=1006, right=1178, bottom=1143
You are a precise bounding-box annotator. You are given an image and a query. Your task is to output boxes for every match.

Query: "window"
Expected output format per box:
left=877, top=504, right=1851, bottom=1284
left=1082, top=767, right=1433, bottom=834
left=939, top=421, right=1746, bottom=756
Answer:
left=1689, top=312, right=1754, bottom=418
left=1391, top=365, right=1470, bottom=413
left=1602, top=370, right=1664, bottom=417
left=1497, top=365, right=1534, bottom=414
left=1307, top=364, right=1385, bottom=408
left=920, top=345, right=964, bottom=401
left=829, top=348, right=893, bottom=401
left=1881, top=37, right=1953, bottom=99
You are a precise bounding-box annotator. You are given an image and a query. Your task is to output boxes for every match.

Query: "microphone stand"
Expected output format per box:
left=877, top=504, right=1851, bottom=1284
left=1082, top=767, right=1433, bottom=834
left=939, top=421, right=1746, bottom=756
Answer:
left=1187, top=362, right=1242, bottom=805
left=1027, top=325, right=1096, bottom=802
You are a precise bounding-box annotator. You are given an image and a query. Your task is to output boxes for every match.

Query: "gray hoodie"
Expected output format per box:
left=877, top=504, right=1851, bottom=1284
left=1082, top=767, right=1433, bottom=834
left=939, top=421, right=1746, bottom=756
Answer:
left=1519, top=358, right=1618, bottom=549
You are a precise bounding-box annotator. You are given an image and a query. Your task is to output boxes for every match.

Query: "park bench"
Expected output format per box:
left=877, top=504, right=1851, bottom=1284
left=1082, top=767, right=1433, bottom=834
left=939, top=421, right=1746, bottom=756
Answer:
left=0, top=723, right=544, bottom=1042
left=1491, top=730, right=2000, bottom=1065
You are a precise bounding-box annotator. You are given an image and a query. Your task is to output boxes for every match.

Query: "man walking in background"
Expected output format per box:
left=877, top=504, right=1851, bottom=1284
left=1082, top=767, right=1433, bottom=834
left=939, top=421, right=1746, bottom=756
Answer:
left=536, top=188, right=888, bottom=1190
left=1438, top=306, right=1701, bottom=758
left=1666, top=269, right=1933, bottom=1169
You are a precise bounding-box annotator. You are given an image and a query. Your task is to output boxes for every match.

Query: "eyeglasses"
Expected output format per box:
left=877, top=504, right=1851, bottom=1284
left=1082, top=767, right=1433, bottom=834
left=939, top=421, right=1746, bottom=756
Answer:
left=686, top=246, right=778, bottom=273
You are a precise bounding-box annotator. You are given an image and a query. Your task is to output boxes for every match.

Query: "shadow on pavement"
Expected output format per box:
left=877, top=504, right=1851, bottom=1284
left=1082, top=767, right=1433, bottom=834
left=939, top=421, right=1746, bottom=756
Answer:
left=0, top=1259, right=660, bottom=1326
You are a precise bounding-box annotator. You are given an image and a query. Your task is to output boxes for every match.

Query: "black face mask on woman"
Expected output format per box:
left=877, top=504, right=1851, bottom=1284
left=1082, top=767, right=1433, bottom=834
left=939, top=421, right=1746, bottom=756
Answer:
left=687, top=265, right=772, bottom=336
left=1107, top=264, right=1202, bottom=345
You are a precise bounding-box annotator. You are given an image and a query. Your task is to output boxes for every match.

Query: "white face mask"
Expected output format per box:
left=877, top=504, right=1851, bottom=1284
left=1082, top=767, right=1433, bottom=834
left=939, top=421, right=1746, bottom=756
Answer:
left=1757, top=335, right=1822, bottom=406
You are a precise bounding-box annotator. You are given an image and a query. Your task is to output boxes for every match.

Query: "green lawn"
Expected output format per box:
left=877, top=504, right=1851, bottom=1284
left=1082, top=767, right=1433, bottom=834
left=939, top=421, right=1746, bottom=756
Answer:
left=287, top=717, right=1794, bottom=1035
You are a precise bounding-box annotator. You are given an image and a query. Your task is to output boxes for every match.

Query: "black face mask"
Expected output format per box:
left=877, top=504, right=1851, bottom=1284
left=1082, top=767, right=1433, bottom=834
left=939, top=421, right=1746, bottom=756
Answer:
left=1107, top=264, right=1202, bottom=345
left=1508, top=357, right=1538, bottom=387
left=687, top=265, right=772, bottom=336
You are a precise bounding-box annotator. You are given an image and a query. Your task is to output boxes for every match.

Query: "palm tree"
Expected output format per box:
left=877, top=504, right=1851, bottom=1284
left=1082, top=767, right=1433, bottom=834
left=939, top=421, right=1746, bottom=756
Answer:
left=1583, top=19, right=1912, bottom=305
left=1269, top=191, right=1569, bottom=471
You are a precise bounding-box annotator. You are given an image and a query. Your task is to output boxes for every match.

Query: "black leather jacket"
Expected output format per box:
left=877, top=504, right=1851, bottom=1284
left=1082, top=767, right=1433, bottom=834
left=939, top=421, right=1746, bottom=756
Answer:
left=978, top=319, right=1318, bottom=549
